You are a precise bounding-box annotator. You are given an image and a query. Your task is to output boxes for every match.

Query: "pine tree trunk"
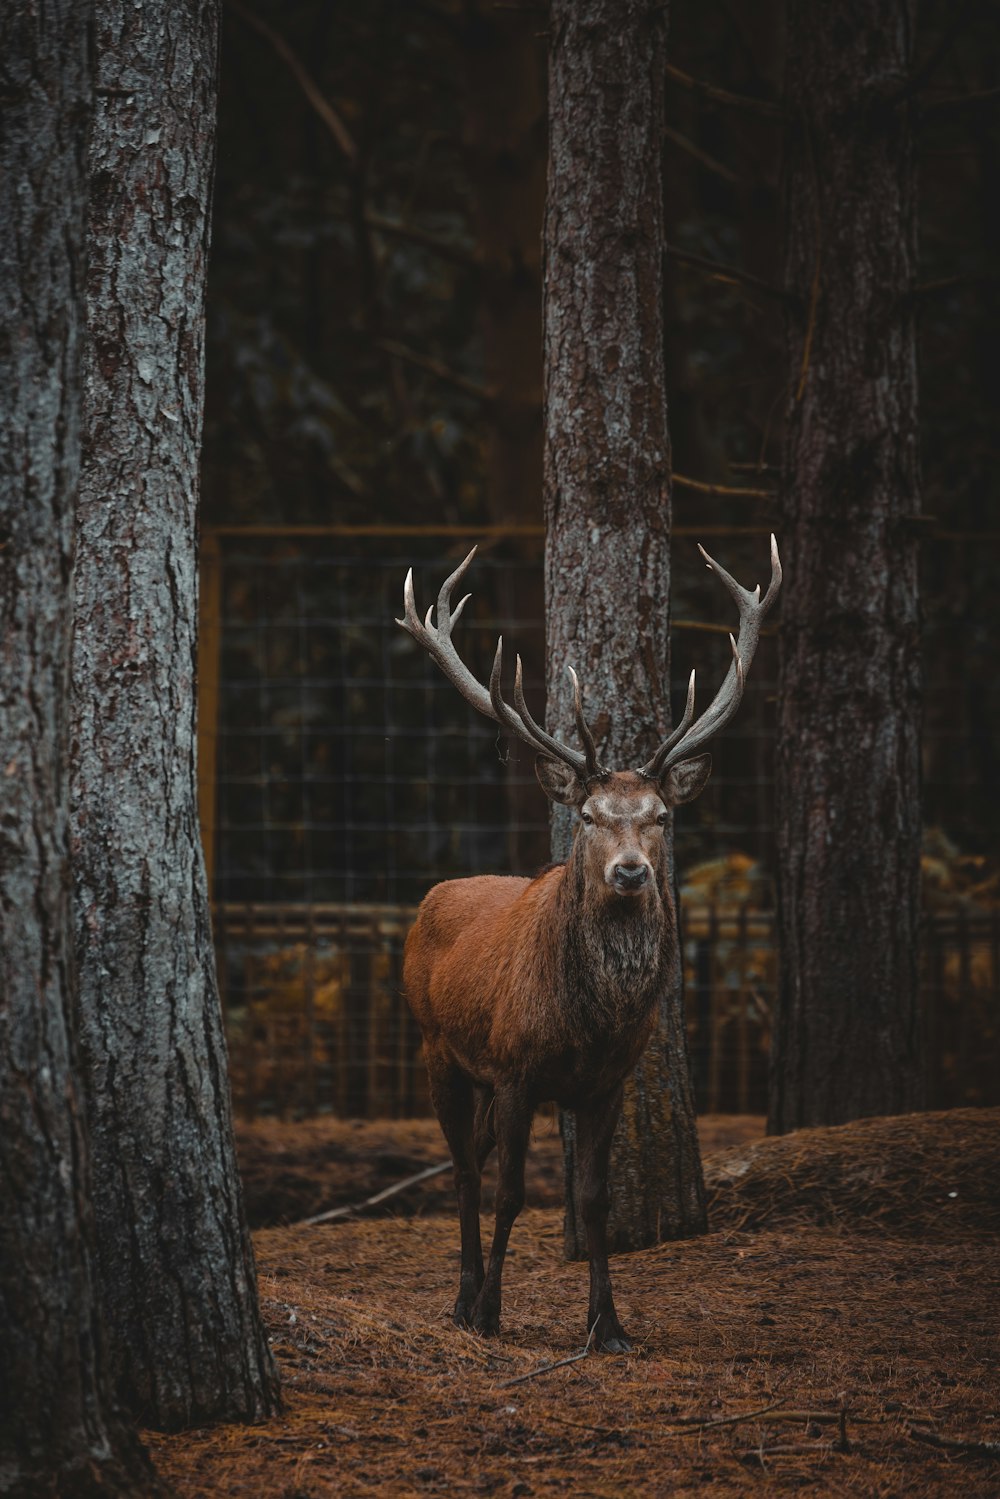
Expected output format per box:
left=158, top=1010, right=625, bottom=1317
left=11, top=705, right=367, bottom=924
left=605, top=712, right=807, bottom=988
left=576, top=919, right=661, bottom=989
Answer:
left=0, top=5, right=160, bottom=1490
left=70, top=0, right=280, bottom=1427
left=770, top=0, right=923, bottom=1132
left=544, top=0, right=707, bottom=1256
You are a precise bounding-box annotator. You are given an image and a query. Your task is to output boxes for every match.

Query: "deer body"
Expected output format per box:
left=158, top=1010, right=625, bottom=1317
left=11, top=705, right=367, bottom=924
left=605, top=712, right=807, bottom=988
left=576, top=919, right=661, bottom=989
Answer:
left=398, top=542, right=780, bottom=1350
left=406, top=854, right=671, bottom=1108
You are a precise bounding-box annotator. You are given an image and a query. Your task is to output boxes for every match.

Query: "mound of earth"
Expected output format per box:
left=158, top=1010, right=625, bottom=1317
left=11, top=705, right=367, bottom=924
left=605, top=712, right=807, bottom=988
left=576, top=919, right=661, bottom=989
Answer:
left=235, top=1113, right=765, bottom=1228
left=706, top=1107, right=1000, bottom=1237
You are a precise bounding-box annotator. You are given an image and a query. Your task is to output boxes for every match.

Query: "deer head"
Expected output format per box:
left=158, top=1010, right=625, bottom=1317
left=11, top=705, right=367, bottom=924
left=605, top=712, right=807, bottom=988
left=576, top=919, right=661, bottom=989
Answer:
left=397, top=538, right=781, bottom=894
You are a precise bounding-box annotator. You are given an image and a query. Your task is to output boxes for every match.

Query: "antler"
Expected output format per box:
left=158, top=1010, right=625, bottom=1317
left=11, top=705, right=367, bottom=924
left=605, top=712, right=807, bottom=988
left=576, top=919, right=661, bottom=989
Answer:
left=397, top=547, right=607, bottom=781
left=640, top=534, right=782, bottom=778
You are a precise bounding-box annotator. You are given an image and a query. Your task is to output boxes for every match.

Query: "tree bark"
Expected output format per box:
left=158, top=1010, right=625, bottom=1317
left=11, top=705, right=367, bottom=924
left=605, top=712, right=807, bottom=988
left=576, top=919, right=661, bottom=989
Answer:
left=770, top=0, right=924, bottom=1132
left=70, top=0, right=280, bottom=1427
left=0, top=4, right=160, bottom=1490
left=544, top=0, right=707, bottom=1256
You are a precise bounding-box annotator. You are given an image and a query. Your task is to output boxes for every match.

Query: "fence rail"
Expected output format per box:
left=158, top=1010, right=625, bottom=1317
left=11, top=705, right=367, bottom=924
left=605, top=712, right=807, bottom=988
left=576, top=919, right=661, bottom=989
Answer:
left=214, top=900, right=1000, bottom=1120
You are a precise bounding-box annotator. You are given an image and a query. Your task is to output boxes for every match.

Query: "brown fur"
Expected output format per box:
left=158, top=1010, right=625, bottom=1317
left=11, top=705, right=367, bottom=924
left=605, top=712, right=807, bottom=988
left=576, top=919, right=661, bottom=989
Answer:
left=403, top=763, right=710, bottom=1350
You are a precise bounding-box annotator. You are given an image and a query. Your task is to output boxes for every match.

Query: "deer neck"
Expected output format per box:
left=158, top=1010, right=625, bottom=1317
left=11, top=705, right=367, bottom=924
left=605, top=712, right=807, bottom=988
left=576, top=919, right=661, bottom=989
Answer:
left=552, top=846, right=675, bottom=1034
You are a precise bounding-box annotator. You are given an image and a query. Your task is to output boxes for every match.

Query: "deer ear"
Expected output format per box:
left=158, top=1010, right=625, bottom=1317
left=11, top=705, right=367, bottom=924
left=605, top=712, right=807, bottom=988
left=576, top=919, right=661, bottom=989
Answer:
left=534, top=755, right=587, bottom=807
left=662, top=753, right=712, bottom=806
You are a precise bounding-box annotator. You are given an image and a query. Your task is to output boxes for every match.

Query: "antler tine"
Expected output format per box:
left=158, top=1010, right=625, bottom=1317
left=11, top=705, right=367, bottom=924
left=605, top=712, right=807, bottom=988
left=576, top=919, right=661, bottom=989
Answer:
left=640, top=668, right=696, bottom=779
left=398, top=553, right=588, bottom=775
left=488, top=638, right=552, bottom=756
left=507, top=658, right=592, bottom=778
left=639, top=537, right=781, bottom=778
left=435, top=547, right=478, bottom=634
left=566, top=666, right=606, bottom=779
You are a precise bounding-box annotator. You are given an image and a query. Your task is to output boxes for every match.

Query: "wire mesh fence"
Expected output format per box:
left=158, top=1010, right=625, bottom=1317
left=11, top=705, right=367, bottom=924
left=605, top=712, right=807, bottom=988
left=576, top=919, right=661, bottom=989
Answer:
left=216, top=899, right=998, bottom=1120
left=198, top=527, right=1000, bottom=1118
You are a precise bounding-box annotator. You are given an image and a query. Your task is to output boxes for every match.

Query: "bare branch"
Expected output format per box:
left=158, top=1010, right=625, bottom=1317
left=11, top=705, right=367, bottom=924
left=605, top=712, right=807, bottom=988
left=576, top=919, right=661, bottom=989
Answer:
left=227, top=0, right=357, bottom=163
left=365, top=212, right=481, bottom=271
left=664, top=243, right=796, bottom=306
left=666, top=63, right=787, bottom=122
left=664, top=125, right=739, bottom=183
left=661, top=1399, right=787, bottom=1435
left=909, top=1426, right=1000, bottom=1459
left=376, top=339, right=495, bottom=402
left=893, top=0, right=980, bottom=105
left=499, top=1322, right=599, bottom=1388
left=673, top=472, right=774, bottom=500
left=299, top=1161, right=451, bottom=1226
left=921, top=86, right=1000, bottom=123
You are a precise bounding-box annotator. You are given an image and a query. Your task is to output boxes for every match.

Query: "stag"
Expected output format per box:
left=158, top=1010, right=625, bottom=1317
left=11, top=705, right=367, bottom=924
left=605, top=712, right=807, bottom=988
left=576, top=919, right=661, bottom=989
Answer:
left=398, top=539, right=781, bottom=1350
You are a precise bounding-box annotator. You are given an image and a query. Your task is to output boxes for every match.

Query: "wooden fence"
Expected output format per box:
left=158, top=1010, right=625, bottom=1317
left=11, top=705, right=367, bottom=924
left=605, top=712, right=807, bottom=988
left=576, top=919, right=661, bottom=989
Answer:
left=214, top=901, right=1000, bottom=1120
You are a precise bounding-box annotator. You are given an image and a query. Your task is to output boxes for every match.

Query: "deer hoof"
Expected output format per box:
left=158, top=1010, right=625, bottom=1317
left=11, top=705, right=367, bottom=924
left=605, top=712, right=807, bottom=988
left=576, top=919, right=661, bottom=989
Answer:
left=470, top=1301, right=500, bottom=1338
left=453, top=1298, right=475, bottom=1328
left=592, top=1315, right=632, bottom=1353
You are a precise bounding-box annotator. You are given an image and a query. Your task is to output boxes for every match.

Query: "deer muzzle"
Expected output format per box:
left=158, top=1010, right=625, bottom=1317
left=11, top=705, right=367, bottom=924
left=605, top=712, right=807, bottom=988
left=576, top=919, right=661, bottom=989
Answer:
left=609, top=860, right=651, bottom=897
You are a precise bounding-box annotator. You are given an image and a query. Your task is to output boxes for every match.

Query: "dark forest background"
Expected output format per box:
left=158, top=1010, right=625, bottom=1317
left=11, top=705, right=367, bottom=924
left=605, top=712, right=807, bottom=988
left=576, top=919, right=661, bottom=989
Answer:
left=200, top=0, right=999, bottom=898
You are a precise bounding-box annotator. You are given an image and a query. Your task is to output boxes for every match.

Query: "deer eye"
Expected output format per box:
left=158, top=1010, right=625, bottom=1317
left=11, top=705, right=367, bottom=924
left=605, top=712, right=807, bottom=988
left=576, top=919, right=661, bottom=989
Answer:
left=581, top=811, right=594, bottom=825
left=656, top=811, right=669, bottom=826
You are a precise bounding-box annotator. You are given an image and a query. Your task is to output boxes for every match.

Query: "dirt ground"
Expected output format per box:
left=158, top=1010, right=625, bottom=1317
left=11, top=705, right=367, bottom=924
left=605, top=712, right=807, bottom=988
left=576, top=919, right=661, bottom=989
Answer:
left=148, top=1109, right=1000, bottom=1497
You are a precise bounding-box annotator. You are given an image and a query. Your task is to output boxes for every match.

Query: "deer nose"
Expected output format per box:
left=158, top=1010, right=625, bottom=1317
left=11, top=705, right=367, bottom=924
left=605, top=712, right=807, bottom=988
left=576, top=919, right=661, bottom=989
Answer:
left=613, top=862, right=649, bottom=894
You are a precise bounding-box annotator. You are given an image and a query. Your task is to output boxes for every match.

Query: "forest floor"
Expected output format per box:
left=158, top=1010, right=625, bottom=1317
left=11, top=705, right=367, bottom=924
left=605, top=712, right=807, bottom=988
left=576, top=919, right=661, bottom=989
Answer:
left=148, top=1108, right=1000, bottom=1498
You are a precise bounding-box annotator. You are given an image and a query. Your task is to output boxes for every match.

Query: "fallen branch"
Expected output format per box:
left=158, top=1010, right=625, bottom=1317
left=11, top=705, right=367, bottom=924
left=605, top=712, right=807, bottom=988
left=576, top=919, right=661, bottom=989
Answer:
left=500, top=1323, right=598, bottom=1388
left=908, top=1426, right=1000, bottom=1460
left=662, top=1399, right=786, bottom=1435
left=744, top=1442, right=838, bottom=1460
left=300, top=1160, right=451, bottom=1226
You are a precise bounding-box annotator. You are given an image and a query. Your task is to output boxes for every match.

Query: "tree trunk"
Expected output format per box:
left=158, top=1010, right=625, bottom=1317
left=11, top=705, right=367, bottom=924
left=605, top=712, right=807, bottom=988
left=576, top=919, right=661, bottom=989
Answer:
left=544, top=0, right=707, bottom=1256
left=770, top=0, right=923, bottom=1132
left=0, top=4, right=160, bottom=1490
left=70, top=0, right=280, bottom=1427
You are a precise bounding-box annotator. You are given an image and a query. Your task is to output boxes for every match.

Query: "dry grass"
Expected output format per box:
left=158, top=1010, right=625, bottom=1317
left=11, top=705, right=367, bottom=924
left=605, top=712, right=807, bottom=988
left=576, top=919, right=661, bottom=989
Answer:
left=149, top=1109, right=1000, bottom=1497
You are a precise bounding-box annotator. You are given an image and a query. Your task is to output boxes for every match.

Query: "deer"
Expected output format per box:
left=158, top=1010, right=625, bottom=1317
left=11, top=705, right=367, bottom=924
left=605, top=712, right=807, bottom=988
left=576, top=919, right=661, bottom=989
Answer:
left=397, top=537, right=781, bottom=1351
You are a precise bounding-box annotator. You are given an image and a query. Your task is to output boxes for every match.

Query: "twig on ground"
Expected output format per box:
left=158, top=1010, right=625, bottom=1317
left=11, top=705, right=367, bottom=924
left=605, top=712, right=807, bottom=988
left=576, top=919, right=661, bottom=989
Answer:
left=909, top=1426, right=1000, bottom=1459
left=542, top=1413, right=628, bottom=1438
left=499, top=1322, right=598, bottom=1388
left=300, top=1160, right=451, bottom=1226
left=662, top=1399, right=786, bottom=1435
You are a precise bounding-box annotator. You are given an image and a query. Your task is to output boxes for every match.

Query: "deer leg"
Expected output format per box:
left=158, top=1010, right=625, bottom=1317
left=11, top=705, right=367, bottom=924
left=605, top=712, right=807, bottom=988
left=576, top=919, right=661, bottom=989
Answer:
left=470, top=1086, right=531, bottom=1338
left=575, top=1086, right=631, bottom=1352
left=473, top=1084, right=497, bottom=1170
left=425, top=1049, right=483, bottom=1327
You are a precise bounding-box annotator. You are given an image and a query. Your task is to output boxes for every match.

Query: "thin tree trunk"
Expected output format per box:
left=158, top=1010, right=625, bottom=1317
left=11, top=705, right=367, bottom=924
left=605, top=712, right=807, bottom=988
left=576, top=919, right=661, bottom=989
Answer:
left=770, top=0, right=923, bottom=1132
left=71, top=0, right=280, bottom=1427
left=0, top=4, right=160, bottom=1489
left=544, top=0, right=707, bottom=1256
